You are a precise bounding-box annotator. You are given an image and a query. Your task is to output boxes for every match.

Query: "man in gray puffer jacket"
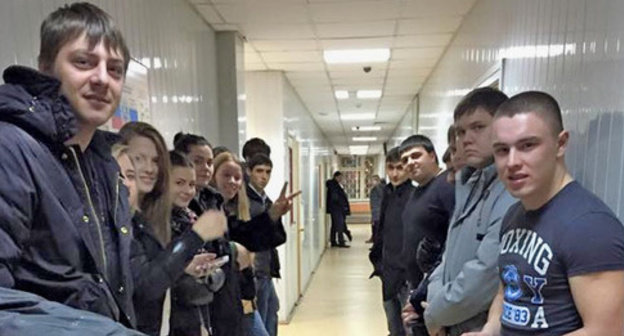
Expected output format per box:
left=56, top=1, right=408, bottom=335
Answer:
left=419, top=88, right=516, bottom=336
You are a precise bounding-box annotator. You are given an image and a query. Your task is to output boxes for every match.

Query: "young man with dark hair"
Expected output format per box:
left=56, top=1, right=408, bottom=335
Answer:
left=464, top=91, right=624, bottom=336
left=419, top=87, right=516, bottom=336
left=369, top=147, right=413, bottom=336
left=397, top=134, right=455, bottom=336
left=246, top=153, right=285, bottom=336
left=367, top=174, right=384, bottom=243
left=243, top=137, right=271, bottom=162
left=0, top=2, right=138, bottom=326
left=326, top=171, right=351, bottom=247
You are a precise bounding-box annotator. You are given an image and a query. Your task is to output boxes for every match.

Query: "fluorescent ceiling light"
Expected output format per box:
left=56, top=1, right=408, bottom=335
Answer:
left=349, top=145, right=369, bottom=155
left=351, top=126, right=381, bottom=131
left=340, top=113, right=375, bottom=121
left=324, top=49, right=390, bottom=64
left=335, top=90, right=349, bottom=100
left=353, top=137, right=378, bottom=142
left=357, top=90, right=382, bottom=99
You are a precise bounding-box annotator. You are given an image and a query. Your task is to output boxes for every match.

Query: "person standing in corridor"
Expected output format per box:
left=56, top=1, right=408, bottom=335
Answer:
left=326, top=171, right=351, bottom=247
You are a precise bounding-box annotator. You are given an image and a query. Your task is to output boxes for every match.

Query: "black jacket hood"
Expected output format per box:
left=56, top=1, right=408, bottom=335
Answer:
left=0, top=66, right=77, bottom=144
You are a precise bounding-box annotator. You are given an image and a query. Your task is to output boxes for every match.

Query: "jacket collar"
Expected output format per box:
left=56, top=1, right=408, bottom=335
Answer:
left=0, top=66, right=77, bottom=144
left=3, top=66, right=61, bottom=97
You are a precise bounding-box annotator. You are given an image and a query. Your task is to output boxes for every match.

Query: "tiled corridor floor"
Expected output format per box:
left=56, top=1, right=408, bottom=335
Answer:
left=279, top=225, right=388, bottom=336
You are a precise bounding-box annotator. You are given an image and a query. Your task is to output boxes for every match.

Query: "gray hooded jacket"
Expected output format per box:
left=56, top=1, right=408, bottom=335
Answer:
left=425, top=164, right=516, bottom=336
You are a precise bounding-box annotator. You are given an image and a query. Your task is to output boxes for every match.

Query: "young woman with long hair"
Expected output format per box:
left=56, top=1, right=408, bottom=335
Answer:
left=117, top=123, right=226, bottom=335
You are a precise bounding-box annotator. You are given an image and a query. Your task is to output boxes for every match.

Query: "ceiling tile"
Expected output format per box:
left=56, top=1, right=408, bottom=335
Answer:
left=310, top=1, right=400, bottom=23
left=265, top=62, right=326, bottom=71
left=400, top=0, right=477, bottom=18
left=244, top=51, right=262, bottom=64
left=210, top=23, right=240, bottom=31
left=238, top=23, right=315, bottom=39
left=320, top=37, right=393, bottom=49
left=286, top=71, right=329, bottom=80
left=214, top=3, right=309, bottom=24
left=261, top=51, right=322, bottom=63
left=326, top=62, right=388, bottom=72
left=397, top=17, right=463, bottom=35
left=394, top=34, right=453, bottom=48
left=245, top=63, right=268, bottom=71
left=316, top=21, right=396, bottom=39
left=251, top=40, right=319, bottom=51
left=392, top=47, right=445, bottom=61
left=383, top=86, right=419, bottom=96
left=196, top=4, right=223, bottom=24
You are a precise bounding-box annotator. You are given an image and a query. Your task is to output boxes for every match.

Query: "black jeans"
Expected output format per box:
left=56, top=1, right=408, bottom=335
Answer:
left=329, top=211, right=346, bottom=244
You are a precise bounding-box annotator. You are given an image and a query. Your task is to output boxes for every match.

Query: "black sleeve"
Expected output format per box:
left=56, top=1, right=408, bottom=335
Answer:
left=131, top=228, right=204, bottom=303
left=228, top=212, right=277, bottom=252
left=271, top=218, right=287, bottom=247
left=0, top=138, right=37, bottom=288
left=429, top=178, right=456, bottom=243
left=369, top=192, right=388, bottom=268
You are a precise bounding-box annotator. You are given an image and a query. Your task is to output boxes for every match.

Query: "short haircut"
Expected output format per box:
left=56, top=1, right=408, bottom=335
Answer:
left=333, top=171, right=342, bottom=178
left=398, top=134, right=438, bottom=164
left=212, top=146, right=231, bottom=157
left=39, top=2, right=130, bottom=72
left=173, top=132, right=212, bottom=154
left=247, top=153, right=273, bottom=170
left=169, top=150, right=194, bottom=169
left=386, top=147, right=401, bottom=163
left=242, top=138, right=271, bottom=160
left=447, top=124, right=456, bottom=144
left=372, top=174, right=381, bottom=180
left=453, top=87, right=509, bottom=121
left=442, top=147, right=452, bottom=164
left=495, top=91, right=563, bottom=135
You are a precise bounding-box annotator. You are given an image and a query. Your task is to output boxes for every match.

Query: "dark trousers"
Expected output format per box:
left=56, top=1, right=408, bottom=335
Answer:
left=329, top=211, right=346, bottom=244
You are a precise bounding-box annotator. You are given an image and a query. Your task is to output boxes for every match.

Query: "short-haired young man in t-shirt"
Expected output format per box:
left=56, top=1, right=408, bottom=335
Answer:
left=463, top=91, right=624, bottom=336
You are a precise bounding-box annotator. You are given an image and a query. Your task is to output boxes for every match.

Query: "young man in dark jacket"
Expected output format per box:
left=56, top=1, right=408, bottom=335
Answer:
left=369, top=147, right=413, bottom=336
left=398, top=135, right=455, bottom=336
left=246, top=153, right=287, bottom=336
left=0, top=2, right=136, bottom=327
left=367, top=175, right=384, bottom=243
left=326, top=171, right=351, bottom=247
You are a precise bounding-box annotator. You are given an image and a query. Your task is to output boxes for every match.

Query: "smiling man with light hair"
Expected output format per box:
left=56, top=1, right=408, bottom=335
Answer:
left=0, top=2, right=136, bottom=327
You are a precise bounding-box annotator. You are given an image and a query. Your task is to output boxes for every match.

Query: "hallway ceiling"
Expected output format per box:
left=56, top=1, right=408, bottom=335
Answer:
left=189, top=0, right=477, bottom=154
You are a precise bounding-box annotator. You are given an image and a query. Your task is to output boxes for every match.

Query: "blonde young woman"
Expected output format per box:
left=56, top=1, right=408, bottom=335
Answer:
left=211, top=152, right=301, bottom=336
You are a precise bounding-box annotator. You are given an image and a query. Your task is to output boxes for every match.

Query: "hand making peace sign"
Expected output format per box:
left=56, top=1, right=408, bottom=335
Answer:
left=268, top=182, right=302, bottom=222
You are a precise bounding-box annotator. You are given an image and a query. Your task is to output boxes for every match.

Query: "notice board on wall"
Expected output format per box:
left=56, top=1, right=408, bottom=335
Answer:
left=101, top=58, right=150, bottom=132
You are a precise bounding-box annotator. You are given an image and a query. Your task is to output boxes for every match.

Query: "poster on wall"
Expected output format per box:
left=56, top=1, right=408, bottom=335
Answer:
left=100, top=58, right=150, bottom=132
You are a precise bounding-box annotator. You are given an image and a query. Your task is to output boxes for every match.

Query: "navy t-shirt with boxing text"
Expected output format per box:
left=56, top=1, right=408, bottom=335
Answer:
left=498, top=181, right=624, bottom=335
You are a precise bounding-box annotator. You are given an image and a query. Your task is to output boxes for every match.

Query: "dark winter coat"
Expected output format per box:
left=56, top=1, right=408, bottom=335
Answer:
left=0, top=287, right=145, bottom=336
left=0, top=66, right=135, bottom=326
left=226, top=196, right=284, bottom=253
left=187, top=189, right=244, bottom=336
left=369, top=180, right=414, bottom=300
left=130, top=212, right=205, bottom=335
left=325, top=179, right=350, bottom=215
left=247, top=184, right=286, bottom=279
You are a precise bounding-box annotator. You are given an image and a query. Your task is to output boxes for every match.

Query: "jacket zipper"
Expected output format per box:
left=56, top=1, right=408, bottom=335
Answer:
left=69, top=147, right=108, bottom=277
left=114, top=176, right=119, bottom=231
